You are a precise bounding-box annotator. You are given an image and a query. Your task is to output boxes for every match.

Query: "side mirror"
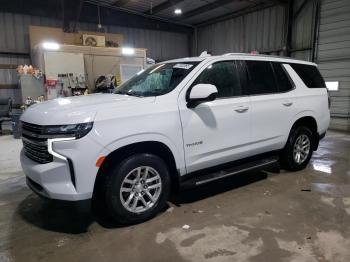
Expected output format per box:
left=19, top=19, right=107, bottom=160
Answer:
left=187, top=84, right=218, bottom=108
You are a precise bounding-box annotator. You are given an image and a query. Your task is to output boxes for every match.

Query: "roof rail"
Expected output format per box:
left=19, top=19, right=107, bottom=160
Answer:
left=222, top=52, right=306, bottom=61
left=223, top=53, right=243, bottom=56
left=223, top=52, right=262, bottom=56
left=199, top=51, right=211, bottom=57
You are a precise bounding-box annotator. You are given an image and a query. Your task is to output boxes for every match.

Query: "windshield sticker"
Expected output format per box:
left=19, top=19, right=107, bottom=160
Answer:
left=173, top=64, right=193, bottom=70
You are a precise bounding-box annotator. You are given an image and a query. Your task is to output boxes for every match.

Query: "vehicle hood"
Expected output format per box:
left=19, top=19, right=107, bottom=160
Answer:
left=20, top=94, right=156, bottom=125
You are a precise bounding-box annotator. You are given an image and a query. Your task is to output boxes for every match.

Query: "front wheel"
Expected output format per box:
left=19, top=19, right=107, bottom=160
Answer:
left=105, top=153, right=170, bottom=224
left=280, top=126, right=314, bottom=171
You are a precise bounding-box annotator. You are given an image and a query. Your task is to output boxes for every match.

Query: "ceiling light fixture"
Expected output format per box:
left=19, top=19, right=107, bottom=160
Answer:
left=42, top=42, right=60, bottom=50
left=97, top=3, right=103, bottom=30
left=122, top=47, right=135, bottom=55
left=174, top=8, right=182, bottom=15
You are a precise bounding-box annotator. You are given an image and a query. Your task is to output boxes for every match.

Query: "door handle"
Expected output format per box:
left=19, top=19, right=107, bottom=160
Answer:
left=283, top=102, right=293, bottom=107
left=234, top=106, right=249, bottom=113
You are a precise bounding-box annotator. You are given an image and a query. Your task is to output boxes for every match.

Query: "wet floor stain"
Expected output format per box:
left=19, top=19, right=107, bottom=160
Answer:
left=343, top=198, right=350, bottom=215
left=156, top=225, right=264, bottom=262
left=311, top=183, right=350, bottom=197
left=180, top=233, right=206, bottom=247
left=320, top=196, right=336, bottom=208
left=204, top=249, right=236, bottom=259
left=315, top=230, right=350, bottom=261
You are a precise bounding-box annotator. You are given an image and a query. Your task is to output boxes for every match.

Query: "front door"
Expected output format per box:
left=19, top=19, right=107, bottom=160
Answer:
left=178, top=60, right=252, bottom=173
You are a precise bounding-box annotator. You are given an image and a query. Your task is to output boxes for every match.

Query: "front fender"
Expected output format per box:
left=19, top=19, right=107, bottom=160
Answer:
left=103, top=133, right=186, bottom=175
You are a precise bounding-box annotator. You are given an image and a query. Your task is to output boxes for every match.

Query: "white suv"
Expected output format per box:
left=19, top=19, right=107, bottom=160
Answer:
left=20, top=53, right=330, bottom=224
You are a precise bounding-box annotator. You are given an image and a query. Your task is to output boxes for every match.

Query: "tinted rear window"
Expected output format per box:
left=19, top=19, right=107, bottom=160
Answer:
left=245, top=61, right=278, bottom=95
left=290, top=64, right=326, bottom=88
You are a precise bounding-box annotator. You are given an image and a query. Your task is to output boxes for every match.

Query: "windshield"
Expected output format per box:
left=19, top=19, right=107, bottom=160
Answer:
left=115, top=62, right=199, bottom=97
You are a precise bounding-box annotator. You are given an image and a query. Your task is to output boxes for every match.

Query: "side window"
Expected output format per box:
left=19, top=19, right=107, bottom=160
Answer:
left=192, top=61, right=242, bottom=98
left=290, top=64, right=326, bottom=88
left=272, top=62, right=294, bottom=92
left=245, top=61, right=278, bottom=95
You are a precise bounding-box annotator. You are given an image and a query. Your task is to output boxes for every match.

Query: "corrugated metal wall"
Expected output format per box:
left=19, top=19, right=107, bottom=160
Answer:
left=195, top=0, right=350, bottom=131
left=196, top=1, right=317, bottom=59
left=290, top=0, right=316, bottom=61
left=0, top=12, right=190, bottom=104
left=196, top=5, right=286, bottom=56
left=0, top=12, right=190, bottom=60
left=0, top=55, right=30, bottom=104
left=317, top=0, right=350, bottom=131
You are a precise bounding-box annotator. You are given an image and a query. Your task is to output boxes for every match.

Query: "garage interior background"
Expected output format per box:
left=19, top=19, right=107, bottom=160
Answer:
left=0, top=0, right=349, bottom=131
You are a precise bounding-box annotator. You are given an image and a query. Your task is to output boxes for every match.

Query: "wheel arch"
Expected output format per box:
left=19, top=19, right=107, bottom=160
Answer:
left=93, top=140, right=181, bottom=199
left=290, top=115, right=319, bottom=150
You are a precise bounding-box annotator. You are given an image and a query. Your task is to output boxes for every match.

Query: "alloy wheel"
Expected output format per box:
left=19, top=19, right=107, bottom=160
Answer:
left=119, top=166, right=162, bottom=213
left=293, top=134, right=311, bottom=164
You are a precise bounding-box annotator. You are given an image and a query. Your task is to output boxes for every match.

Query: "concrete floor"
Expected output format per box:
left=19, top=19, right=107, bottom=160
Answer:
left=0, top=131, right=349, bottom=262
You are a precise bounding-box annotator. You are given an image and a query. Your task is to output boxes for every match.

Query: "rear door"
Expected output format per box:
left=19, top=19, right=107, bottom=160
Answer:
left=244, top=60, right=296, bottom=154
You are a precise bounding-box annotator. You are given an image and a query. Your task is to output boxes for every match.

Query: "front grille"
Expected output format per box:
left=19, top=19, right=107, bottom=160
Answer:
left=22, top=122, right=43, bottom=134
left=22, top=122, right=53, bottom=164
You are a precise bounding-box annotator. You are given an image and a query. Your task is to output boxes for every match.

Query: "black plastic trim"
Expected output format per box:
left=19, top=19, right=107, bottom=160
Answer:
left=67, top=158, right=76, bottom=189
left=180, top=150, right=280, bottom=185
left=313, top=132, right=326, bottom=151
left=319, top=132, right=326, bottom=140
left=26, top=177, right=49, bottom=198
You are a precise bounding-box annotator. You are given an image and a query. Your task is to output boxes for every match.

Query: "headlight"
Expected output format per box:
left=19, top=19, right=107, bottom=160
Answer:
left=44, top=122, right=93, bottom=139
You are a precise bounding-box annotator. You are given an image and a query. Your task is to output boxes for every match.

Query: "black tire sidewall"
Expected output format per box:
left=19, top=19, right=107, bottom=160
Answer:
left=105, top=153, right=170, bottom=224
left=283, top=126, right=314, bottom=171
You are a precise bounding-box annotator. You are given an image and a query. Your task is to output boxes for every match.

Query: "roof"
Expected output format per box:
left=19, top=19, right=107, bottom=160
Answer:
left=163, top=53, right=317, bottom=66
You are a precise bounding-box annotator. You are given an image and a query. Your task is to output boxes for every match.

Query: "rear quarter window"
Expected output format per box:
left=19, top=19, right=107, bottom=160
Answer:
left=272, top=62, right=294, bottom=92
left=290, top=64, right=326, bottom=88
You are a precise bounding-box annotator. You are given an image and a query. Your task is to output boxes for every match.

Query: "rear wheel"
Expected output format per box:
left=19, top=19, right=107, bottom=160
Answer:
left=105, top=153, right=170, bottom=224
left=280, top=126, right=314, bottom=171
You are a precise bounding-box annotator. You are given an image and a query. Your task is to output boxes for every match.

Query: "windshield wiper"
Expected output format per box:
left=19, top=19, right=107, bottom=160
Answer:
left=115, top=90, right=128, bottom=95
left=115, top=90, right=143, bottom=97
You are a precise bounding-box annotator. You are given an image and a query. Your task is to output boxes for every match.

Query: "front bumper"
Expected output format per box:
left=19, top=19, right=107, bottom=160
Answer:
left=20, top=133, right=109, bottom=201
left=21, top=150, right=91, bottom=201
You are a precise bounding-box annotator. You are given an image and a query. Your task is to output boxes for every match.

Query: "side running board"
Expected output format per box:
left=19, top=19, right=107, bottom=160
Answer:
left=181, top=156, right=278, bottom=188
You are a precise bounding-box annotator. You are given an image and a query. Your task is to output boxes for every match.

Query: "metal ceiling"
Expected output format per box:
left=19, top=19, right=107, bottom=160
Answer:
left=89, top=0, right=288, bottom=26
left=0, top=0, right=288, bottom=34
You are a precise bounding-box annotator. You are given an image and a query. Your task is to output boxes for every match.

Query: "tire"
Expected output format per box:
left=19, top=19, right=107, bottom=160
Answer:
left=279, top=126, right=314, bottom=171
left=105, top=153, right=170, bottom=224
